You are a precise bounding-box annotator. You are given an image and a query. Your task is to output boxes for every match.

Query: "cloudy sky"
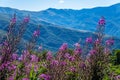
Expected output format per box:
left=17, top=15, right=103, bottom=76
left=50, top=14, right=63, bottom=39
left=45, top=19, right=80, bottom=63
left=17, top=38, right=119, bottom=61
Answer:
left=0, top=0, right=120, bottom=11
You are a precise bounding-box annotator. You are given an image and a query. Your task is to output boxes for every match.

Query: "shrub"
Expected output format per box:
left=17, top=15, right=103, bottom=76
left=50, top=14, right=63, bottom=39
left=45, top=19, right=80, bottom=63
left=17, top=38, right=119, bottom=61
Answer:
left=0, top=15, right=119, bottom=80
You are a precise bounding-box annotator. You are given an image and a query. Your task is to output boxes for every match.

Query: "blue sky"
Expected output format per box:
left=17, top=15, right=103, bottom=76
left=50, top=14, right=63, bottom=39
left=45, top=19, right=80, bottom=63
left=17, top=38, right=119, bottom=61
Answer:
left=0, top=0, right=120, bottom=11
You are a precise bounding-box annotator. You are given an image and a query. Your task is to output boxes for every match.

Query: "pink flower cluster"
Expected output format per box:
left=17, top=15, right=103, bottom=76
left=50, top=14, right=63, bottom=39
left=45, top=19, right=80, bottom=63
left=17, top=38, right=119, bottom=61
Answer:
left=39, top=74, right=51, bottom=80
left=33, top=30, right=40, bottom=37
left=59, top=43, right=68, bottom=51
left=98, top=17, right=105, bottom=25
left=23, top=16, right=30, bottom=23
left=106, top=39, right=114, bottom=46
left=86, top=37, right=92, bottom=43
left=46, top=51, right=53, bottom=61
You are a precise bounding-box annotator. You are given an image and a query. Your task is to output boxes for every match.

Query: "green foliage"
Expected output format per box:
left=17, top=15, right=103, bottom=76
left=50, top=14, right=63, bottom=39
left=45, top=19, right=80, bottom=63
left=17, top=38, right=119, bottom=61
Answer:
left=103, top=50, right=120, bottom=80
left=30, top=65, right=36, bottom=80
left=18, top=63, right=24, bottom=69
left=67, top=49, right=74, bottom=55
left=103, top=75, right=110, bottom=80
left=116, top=52, right=120, bottom=64
left=38, top=66, right=47, bottom=74
left=65, top=72, right=78, bottom=80
left=40, top=50, right=48, bottom=60
left=110, top=65, right=120, bottom=75
left=111, top=49, right=120, bottom=65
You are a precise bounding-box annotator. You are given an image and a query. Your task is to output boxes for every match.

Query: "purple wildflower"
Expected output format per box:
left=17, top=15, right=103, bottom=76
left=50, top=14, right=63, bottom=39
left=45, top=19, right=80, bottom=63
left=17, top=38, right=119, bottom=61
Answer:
left=95, top=38, right=100, bottom=45
left=25, top=63, right=32, bottom=74
left=19, top=50, right=29, bottom=61
left=39, top=74, right=51, bottom=80
left=23, top=50, right=30, bottom=55
left=80, top=62, right=86, bottom=69
left=38, top=45, right=42, bottom=51
left=68, top=56, right=75, bottom=61
left=59, top=43, right=68, bottom=51
left=50, top=60, right=59, bottom=66
left=8, top=64, right=16, bottom=71
left=23, top=16, right=30, bottom=23
left=3, top=40, right=8, bottom=46
left=98, top=17, right=105, bottom=25
left=12, top=53, right=18, bottom=60
left=104, top=48, right=110, bottom=54
left=30, top=54, right=38, bottom=62
left=70, top=67, right=76, bottom=72
left=11, top=18, right=16, bottom=23
left=74, top=43, right=80, bottom=48
left=0, top=56, right=2, bottom=61
left=40, top=74, right=46, bottom=78
left=0, top=43, right=3, bottom=47
left=89, top=49, right=96, bottom=55
left=64, top=53, right=70, bottom=59
left=60, top=61, right=67, bottom=66
left=86, top=37, right=92, bottom=43
left=0, top=62, right=11, bottom=70
left=34, top=65, right=39, bottom=72
left=106, top=39, right=114, bottom=46
left=115, top=75, right=120, bottom=80
left=46, top=51, right=53, bottom=61
left=8, top=76, right=14, bottom=80
left=74, top=48, right=82, bottom=55
left=33, top=30, right=40, bottom=37
left=11, top=14, right=16, bottom=24
left=64, top=53, right=75, bottom=61
left=22, top=78, right=29, bottom=80
left=18, top=55, right=23, bottom=61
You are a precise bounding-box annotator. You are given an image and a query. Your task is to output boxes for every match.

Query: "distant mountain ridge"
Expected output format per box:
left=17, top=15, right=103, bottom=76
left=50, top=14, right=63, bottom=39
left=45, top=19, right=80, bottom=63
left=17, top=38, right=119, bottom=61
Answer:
left=0, top=3, right=120, bottom=51
left=37, top=3, right=120, bottom=38
left=1, top=3, right=120, bottom=37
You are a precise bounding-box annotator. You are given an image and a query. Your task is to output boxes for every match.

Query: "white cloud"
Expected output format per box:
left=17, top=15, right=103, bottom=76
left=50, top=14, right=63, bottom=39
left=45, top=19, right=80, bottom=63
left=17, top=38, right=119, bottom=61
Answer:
left=59, top=0, right=64, bottom=3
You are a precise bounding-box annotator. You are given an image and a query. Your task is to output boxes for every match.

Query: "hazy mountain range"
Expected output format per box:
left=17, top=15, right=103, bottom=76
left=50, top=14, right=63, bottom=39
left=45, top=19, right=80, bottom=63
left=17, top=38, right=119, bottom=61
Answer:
left=0, top=3, right=120, bottom=51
